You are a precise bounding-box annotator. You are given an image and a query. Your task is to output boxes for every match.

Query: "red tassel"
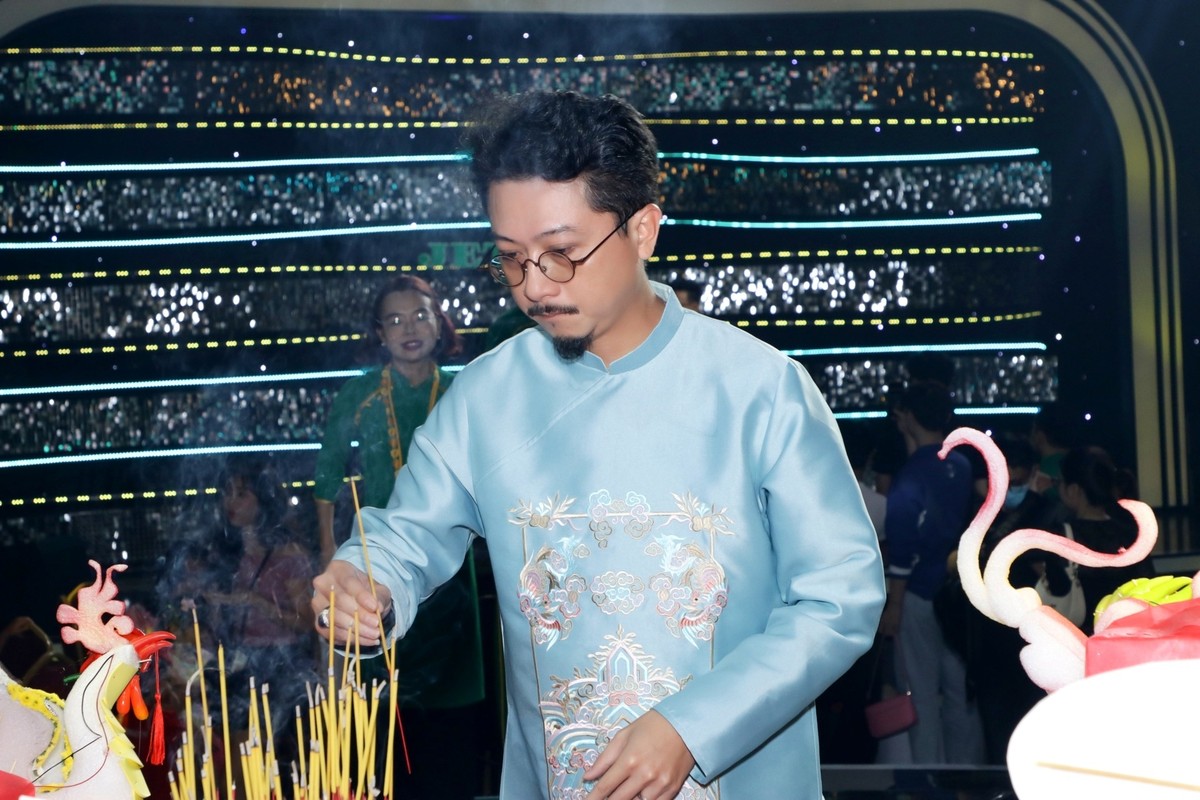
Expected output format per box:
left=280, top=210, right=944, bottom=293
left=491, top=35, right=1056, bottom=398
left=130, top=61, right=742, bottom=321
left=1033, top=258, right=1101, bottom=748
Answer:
left=148, top=653, right=166, bottom=766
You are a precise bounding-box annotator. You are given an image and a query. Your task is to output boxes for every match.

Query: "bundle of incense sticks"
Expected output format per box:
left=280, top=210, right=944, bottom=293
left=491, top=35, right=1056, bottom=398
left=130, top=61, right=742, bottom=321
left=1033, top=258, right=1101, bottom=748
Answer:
left=170, top=476, right=408, bottom=800
left=168, top=609, right=403, bottom=800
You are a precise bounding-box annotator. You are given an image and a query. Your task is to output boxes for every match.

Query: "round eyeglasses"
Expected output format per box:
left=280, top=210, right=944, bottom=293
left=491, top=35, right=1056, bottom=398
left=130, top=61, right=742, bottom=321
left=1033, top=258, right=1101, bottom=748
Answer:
left=481, top=212, right=633, bottom=287
left=377, top=308, right=436, bottom=329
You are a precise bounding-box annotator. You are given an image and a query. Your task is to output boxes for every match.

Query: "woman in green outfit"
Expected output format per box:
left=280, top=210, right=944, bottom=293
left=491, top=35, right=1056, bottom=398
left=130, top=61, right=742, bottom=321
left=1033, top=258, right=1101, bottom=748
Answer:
left=313, top=275, right=486, bottom=800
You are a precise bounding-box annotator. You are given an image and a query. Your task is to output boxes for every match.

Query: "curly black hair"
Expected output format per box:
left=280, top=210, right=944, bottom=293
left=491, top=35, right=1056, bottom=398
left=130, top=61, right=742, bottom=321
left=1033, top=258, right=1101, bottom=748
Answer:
left=462, top=89, right=660, bottom=221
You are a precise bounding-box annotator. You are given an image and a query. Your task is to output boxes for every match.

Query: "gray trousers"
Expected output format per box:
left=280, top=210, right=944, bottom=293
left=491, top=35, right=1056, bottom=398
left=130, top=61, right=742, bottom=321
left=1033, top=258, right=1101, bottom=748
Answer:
left=897, top=592, right=986, bottom=764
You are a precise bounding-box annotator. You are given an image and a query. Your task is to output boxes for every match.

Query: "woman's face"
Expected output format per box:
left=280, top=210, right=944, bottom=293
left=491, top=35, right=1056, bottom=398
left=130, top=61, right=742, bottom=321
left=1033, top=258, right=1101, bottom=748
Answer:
left=376, top=290, right=441, bottom=368
left=222, top=477, right=260, bottom=529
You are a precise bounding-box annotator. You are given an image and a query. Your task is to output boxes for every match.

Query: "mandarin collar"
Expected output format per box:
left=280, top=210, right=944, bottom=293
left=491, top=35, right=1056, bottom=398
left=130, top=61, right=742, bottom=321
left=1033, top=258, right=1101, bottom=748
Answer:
left=574, top=281, right=682, bottom=375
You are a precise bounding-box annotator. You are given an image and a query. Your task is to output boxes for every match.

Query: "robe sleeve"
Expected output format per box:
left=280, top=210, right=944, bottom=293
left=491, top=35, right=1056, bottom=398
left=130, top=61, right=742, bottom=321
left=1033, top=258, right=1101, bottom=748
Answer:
left=651, top=360, right=886, bottom=783
left=331, top=387, right=481, bottom=640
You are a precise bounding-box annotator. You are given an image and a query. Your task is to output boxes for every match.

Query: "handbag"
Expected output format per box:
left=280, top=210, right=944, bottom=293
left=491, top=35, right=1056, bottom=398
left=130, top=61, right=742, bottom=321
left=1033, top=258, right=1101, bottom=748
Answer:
left=865, top=691, right=917, bottom=739
left=1034, top=522, right=1087, bottom=627
left=863, top=639, right=917, bottom=739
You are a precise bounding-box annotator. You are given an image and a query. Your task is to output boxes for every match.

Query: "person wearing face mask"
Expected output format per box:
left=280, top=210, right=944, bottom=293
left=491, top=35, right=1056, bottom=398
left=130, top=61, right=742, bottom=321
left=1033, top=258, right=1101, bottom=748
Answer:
left=312, top=276, right=487, bottom=800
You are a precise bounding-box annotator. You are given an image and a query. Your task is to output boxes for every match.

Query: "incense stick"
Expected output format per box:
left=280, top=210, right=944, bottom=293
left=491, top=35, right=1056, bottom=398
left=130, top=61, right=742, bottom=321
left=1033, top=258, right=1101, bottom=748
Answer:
left=217, top=645, right=233, bottom=800
left=347, top=473, right=412, bottom=777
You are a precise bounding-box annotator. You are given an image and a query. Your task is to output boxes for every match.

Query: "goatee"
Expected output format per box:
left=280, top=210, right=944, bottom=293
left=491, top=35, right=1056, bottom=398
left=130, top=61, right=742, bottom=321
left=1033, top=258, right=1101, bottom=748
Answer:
left=552, top=334, right=592, bottom=361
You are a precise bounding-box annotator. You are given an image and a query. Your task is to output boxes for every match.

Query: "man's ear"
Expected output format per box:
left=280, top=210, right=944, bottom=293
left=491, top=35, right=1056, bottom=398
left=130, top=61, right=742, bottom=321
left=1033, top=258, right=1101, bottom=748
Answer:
left=632, top=203, right=663, bottom=261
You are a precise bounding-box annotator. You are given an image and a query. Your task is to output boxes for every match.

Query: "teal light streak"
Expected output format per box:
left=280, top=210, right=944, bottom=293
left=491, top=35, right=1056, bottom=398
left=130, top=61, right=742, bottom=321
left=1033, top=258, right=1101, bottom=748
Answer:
left=659, top=147, right=1040, bottom=164
left=783, top=342, right=1047, bottom=358
left=0, top=443, right=320, bottom=469
left=0, top=369, right=366, bottom=398
left=0, top=153, right=469, bottom=175
left=663, top=213, right=1041, bottom=230
left=0, top=220, right=490, bottom=250
left=0, top=148, right=1035, bottom=175
left=833, top=405, right=1040, bottom=421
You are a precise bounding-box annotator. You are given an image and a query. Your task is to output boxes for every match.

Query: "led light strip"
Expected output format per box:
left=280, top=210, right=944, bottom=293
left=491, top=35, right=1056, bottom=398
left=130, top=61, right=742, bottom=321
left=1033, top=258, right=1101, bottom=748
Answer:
left=0, top=214, right=1040, bottom=250
left=0, top=331, right=486, bottom=360
left=954, top=406, right=1042, bottom=416
left=666, top=213, right=1042, bottom=230
left=832, top=405, right=1041, bottom=421
left=0, top=347, right=1032, bottom=397
left=0, top=365, right=469, bottom=397
left=0, top=154, right=469, bottom=174
left=644, top=116, right=1036, bottom=127
left=0, top=486, right=220, bottom=507
left=0, top=333, right=362, bottom=360
left=652, top=244, right=1041, bottom=265
left=735, top=311, right=1041, bottom=328
left=783, top=341, right=1047, bottom=358
left=2, top=262, right=471, bottom=283
left=0, top=314, right=1032, bottom=360
left=0, top=115, right=1037, bottom=134
left=2, top=44, right=1037, bottom=62
left=0, top=406, right=1042, bottom=502
left=0, top=478, right=337, bottom=508
left=0, top=442, right=320, bottom=470
left=0, top=246, right=1042, bottom=284
left=0, top=221, right=491, bottom=250
left=0, top=369, right=365, bottom=398
left=660, top=148, right=1041, bottom=164
left=0, top=120, right=464, bottom=132
left=0, top=147, right=1036, bottom=174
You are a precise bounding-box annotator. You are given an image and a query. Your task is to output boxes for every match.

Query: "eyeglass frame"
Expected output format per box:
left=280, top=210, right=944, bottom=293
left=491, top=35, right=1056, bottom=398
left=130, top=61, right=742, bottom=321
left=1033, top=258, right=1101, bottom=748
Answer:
left=480, top=211, right=635, bottom=287
left=376, top=307, right=438, bottom=329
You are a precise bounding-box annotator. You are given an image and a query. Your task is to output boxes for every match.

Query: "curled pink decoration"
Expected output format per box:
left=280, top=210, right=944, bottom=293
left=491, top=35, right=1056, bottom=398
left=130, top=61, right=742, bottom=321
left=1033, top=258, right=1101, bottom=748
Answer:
left=56, top=559, right=135, bottom=656
left=943, top=427, right=1159, bottom=692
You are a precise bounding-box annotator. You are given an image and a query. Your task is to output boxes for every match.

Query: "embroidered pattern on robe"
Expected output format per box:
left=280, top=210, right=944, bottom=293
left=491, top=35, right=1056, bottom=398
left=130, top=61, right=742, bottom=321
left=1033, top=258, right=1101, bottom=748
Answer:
left=540, top=628, right=717, bottom=800
left=514, top=491, right=732, bottom=647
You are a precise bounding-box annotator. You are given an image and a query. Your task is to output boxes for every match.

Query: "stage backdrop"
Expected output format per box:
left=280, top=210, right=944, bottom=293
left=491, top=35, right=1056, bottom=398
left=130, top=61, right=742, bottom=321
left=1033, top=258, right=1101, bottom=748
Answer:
left=0, top=0, right=1194, bottom=596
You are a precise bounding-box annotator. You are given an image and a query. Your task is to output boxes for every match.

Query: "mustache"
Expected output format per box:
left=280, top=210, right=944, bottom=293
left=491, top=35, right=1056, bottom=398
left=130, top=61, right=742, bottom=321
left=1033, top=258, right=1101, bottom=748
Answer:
left=526, top=304, right=579, bottom=317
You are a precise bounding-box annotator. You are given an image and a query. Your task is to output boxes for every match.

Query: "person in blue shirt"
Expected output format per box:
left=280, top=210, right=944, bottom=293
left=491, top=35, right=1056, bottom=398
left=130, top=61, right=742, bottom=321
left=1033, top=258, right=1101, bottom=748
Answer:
left=880, top=380, right=984, bottom=764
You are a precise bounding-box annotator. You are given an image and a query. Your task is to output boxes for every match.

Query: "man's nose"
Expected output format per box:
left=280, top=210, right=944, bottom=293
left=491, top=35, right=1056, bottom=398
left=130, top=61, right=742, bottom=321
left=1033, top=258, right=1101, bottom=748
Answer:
left=520, top=261, right=558, bottom=302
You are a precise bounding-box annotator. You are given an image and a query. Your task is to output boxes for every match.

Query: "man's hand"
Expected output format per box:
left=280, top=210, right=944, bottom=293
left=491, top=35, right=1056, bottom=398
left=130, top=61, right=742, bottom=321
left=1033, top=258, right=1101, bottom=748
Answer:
left=311, top=560, right=392, bottom=647
left=583, top=710, right=695, bottom=800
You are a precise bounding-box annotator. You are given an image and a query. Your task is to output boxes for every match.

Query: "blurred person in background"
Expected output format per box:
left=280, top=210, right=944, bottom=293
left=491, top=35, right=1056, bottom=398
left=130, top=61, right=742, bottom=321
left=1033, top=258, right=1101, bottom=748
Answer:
left=880, top=381, right=984, bottom=764
left=162, top=455, right=317, bottom=795
left=1057, top=446, right=1154, bottom=635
